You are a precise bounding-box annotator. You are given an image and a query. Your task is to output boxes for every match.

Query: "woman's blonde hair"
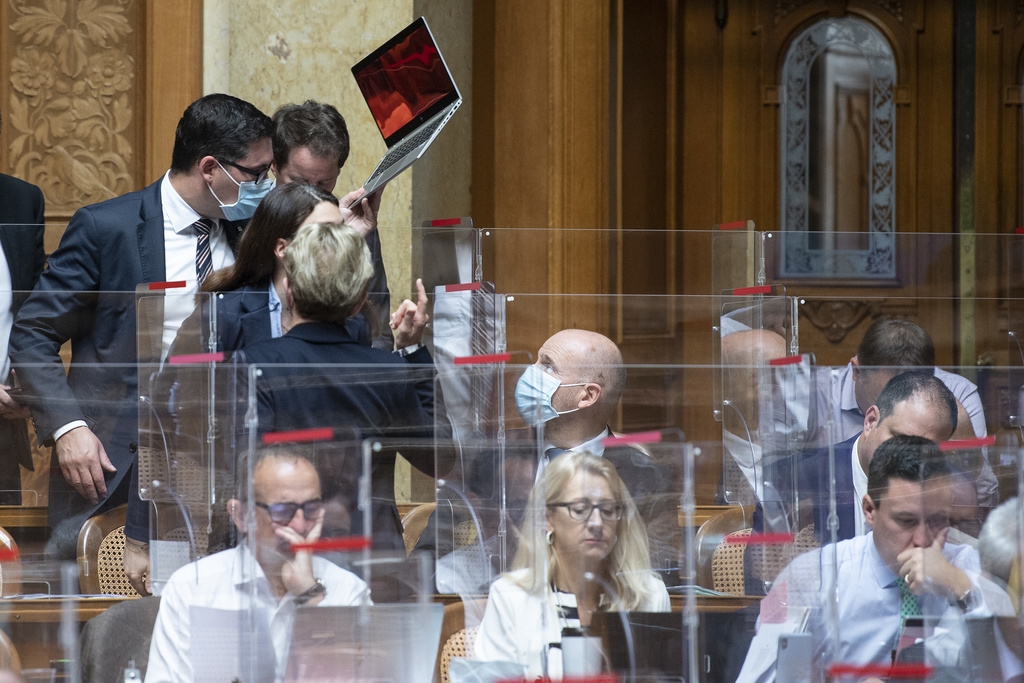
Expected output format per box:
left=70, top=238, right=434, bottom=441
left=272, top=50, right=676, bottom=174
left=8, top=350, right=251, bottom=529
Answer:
left=509, top=451, right=657, bottom=610
left=283, top=221, right=374, bottom=323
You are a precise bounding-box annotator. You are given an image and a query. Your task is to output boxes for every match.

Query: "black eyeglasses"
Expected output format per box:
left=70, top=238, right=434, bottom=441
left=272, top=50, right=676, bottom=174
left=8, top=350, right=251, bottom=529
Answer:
left=548, top=499, right=623, bottom=522
left=218, top=158, right=272, bottom=186
left=255, top=499, right=323, bottom=524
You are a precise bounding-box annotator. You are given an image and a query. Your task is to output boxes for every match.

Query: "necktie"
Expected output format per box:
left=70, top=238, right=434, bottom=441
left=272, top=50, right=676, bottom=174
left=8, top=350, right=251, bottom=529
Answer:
left=194, top=218, right=215, bottom=282
left=897, top=577, right=922, bottom=616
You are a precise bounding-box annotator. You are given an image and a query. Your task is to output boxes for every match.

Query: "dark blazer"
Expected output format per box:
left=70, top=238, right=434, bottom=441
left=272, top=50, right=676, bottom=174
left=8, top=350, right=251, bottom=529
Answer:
left=0, top=173, right=46, bottom=503
left=747, top=434, right=857, bottom=594
left=9, top=179, right=243, bottom=556
left=242, top=320, right=435, bottom=551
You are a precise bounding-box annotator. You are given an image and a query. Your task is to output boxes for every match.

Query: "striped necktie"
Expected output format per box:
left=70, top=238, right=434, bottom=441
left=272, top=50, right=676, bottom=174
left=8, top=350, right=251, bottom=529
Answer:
left=194, top=218, right=215, bottom=283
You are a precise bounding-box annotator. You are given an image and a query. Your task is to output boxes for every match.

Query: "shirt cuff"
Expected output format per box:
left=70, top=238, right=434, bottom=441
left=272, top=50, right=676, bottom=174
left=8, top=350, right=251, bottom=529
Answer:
left=394, top=343, right=423, bottom=357
left=53, top=420, right=88, bottom=442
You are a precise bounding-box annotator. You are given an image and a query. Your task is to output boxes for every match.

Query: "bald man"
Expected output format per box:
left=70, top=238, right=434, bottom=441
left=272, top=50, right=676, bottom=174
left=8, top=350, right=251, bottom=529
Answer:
left=720, top=329, right=789, bottom=501
left=514, top=329, right=666, bottom=508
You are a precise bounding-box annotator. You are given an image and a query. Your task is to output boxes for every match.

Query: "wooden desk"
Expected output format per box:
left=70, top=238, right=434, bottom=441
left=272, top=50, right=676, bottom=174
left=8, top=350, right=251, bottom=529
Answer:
left=0, top=596, right=128, bottom=669
left=679, top=505, right=746, bottom=529
left=0, top=507, right=47, bottom=529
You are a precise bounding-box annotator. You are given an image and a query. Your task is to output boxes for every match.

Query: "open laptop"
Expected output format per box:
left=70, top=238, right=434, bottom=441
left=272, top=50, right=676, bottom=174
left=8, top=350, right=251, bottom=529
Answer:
left=351, top=17, right=462, bottom=202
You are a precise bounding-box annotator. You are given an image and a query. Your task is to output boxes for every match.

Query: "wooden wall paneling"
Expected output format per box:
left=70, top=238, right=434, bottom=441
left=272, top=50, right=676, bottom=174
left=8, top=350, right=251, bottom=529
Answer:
left=486, top=0, right=610, bottom=359
left=973, top=0, right=1006, bottom=365
left=144, top=0, right=203, bottom=185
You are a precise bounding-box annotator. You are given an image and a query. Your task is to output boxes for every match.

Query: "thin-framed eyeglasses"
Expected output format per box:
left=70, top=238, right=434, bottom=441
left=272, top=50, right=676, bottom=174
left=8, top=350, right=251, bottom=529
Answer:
left=547, top=499, right=623, bottom=522
left=218, top=158, right=272, bottom=186
left=255, top=499, right=323, bottom=524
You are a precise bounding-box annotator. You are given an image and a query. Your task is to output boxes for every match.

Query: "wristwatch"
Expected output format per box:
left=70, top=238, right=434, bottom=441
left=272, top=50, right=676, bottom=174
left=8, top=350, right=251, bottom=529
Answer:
left=294, top=579, right=326, bottom=605
left=955, top=587, right=975, bottom=612
left=395, top=343, right=422, bottom=357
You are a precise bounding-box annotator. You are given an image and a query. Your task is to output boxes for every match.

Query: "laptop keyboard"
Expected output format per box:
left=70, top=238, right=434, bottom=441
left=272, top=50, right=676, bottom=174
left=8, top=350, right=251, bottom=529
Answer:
left=369, top=120, right=441, bottom=182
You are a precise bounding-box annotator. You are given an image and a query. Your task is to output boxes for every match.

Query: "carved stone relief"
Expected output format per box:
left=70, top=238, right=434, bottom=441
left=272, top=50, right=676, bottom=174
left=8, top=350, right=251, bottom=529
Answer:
left=7, top=0, right=138, bottom=216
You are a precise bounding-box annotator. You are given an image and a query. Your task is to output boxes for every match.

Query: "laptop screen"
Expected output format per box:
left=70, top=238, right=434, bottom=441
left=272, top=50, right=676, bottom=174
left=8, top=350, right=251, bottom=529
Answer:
left=352, top=17, right=460, bottom=145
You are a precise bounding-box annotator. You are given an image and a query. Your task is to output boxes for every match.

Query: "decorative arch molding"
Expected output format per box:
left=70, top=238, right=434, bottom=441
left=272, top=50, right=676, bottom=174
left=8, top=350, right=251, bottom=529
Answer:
left=778, top=16, right=898, bottom=281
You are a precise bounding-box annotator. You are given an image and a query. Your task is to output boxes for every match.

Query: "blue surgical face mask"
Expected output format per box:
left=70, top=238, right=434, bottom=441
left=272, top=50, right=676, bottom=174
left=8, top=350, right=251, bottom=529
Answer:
left=208, top=160, right=275, bottom=221
left=514, top=364, right=586, bottom=426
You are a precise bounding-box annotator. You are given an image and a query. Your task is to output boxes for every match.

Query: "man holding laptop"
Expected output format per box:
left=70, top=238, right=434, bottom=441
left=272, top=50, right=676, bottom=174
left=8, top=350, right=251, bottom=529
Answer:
left=146, top=446, right=370, bottom=682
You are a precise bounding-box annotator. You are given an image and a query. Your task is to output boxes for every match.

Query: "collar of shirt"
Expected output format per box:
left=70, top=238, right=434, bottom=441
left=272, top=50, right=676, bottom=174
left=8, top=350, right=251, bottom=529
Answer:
left=160, top=171, right=217, bottom=236
left=268, top=280, right=283, bottom=338
left=836, top=363, right=861, bottom=414
left=863, top=531, right=899, bottom=590
left=545, top=427, right=610, bottom=458
left=852, top=435, right=869, bottom=535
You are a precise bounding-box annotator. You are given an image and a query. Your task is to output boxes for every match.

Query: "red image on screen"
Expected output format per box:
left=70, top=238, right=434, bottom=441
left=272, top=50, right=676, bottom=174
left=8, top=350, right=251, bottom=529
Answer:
left=354, top=26, right=455, bottom=140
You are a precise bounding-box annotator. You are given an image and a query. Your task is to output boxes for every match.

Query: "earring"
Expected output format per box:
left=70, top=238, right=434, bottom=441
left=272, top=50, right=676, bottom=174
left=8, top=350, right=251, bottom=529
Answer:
left=545, top=530, right=554, bottom=545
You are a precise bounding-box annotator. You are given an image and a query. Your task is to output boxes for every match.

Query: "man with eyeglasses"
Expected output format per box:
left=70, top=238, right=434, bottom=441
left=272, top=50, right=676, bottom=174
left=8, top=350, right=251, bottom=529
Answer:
left=10, top=93, right=274, bottom=561
left=146, top=446, right=370, bottom=682
left=271, top=100, right=393, bottom=351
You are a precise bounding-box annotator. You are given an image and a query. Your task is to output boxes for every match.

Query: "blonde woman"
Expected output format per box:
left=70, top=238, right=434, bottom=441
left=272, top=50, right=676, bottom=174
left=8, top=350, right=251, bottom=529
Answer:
left=474, top=451, right=670, bottom=679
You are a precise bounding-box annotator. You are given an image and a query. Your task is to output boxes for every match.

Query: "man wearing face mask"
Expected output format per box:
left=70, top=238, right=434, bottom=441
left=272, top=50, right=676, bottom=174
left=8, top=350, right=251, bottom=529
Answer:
left=514, top=330, right=674, bottom=572
left=10, top=94, right=274, bottom=559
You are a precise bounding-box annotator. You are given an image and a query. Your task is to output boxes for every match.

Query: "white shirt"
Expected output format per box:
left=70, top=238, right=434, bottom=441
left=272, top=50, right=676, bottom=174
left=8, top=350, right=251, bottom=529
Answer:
left=474, top=567, right=670, bottom=680
left=159, top=171, right=233, bottom=358
left=830, top=363, right=987, bottom=440
left=851, top=436, right=868, bottom=536
left=268, top=280, right=283, bottom=339
left=737, top=532, right=999, bottom=683
left=145, top=543, right=370, bottom=683
left=723, top=428, right=764, bottom=500
left=0, top=240, right=12, bottom=383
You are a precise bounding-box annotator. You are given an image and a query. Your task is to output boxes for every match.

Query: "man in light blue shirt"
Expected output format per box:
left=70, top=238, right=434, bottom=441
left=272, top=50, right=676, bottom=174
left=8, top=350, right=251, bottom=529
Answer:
left=739, top=435, right=1004, bottom=682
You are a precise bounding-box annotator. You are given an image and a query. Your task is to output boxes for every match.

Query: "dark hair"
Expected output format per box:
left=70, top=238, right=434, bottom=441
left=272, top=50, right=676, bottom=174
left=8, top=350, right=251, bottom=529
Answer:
left=867, top=435, right=950, bottom=504
left=272, top=100, right=350, bottom=170
left=170, top=94, right=274, bottom=173
left=876, top=371, right=957, bottom=432
left=857, top=318, right=935, bottom=368
left=202, top=183, right=338, bottom=292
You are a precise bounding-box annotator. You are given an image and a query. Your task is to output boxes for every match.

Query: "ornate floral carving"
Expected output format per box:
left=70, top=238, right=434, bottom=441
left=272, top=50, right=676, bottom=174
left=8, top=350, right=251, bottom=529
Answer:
left=799, top=300, right=883, bottom=344
left=7, top=0, right=136, bottom=213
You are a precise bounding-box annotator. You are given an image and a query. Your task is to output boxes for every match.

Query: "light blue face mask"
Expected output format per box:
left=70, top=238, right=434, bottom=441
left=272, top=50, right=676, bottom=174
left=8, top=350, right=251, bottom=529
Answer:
left=208, top=160, right=275, bottom=221
left=514, top=364, right=586, bottom=426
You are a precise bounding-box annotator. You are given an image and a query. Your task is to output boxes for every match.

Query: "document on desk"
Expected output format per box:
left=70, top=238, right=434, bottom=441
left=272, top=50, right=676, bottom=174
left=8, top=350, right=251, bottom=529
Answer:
left=190, top=606, right=275, bottom=683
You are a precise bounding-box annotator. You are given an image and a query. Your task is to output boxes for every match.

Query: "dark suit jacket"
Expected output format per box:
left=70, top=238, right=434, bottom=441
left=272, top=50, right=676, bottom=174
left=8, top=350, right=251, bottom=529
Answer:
left=747, top=434, right=857, bottom=594
left=242, top=321, right=435, bottom=551
left=0, top=173, right=46, bottom=501
left=10, top=179, right=243, bottom=555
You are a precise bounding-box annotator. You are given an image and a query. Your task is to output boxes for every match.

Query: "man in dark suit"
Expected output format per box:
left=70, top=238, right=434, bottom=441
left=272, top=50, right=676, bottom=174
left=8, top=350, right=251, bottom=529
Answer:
left=513, top=329, right=675, bottom=573
left=748, top=372, right=958, bottom=593
left=271, top=100, right=392, bottom=350
left=0, top=111, right=47, bottom=505
left=242, top=221, right=436, bottom=558
left=10, top=94, right=274, bottom=563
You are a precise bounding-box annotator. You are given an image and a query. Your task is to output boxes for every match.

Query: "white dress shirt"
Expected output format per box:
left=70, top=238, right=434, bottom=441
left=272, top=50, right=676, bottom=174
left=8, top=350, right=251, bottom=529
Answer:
left=159, top=172, right=233, bottom=357
left=474, top=567, right=671, bottom=680
left=145, top=543, right=370, bottom=683
left=737, top=532, right=999, bottom=683
left=851, top=436, right=868, bottom=536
